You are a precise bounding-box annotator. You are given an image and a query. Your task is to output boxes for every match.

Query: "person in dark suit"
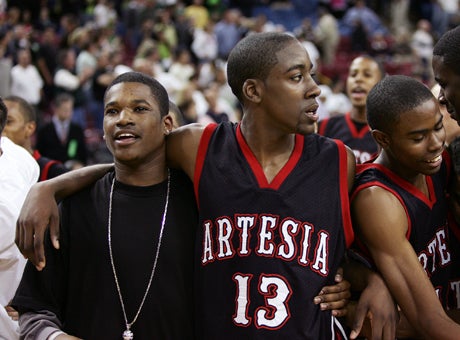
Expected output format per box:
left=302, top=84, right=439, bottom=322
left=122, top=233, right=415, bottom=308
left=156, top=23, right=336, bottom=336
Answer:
left=35, top=93, right=88, bottom=167
left=3, top=95, right=68, bottom=181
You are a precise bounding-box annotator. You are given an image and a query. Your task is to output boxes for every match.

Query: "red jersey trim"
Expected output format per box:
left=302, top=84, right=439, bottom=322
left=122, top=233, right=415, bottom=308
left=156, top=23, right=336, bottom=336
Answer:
left=194, top=123, right=218, bottom=209
left=356, top=163, right=437, bottom=208
left=335, top=139, right=354, bottom=247
left=32, top=149, right=41, bottom=160
left=345, top=112, right=370, bottom=138
left=236, top=125, right=303, bottom=190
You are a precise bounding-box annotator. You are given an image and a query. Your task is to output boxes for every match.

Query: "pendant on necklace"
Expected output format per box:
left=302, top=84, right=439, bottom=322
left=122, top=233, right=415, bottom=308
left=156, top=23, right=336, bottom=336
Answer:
left=123, top=329, right=133, bottom=340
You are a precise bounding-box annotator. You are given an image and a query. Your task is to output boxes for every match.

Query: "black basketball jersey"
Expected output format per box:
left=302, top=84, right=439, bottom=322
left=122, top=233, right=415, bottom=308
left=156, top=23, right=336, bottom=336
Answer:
left=194, top=122, right=353, bottom=339
left=318, top=113, right=377, bottom=164
left=352, top=153, right=455, bottom=308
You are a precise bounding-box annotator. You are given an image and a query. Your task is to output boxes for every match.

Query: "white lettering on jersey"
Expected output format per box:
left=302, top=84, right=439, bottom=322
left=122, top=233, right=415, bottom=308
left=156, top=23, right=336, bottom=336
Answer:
left=201, top=214, right=332, bottom=276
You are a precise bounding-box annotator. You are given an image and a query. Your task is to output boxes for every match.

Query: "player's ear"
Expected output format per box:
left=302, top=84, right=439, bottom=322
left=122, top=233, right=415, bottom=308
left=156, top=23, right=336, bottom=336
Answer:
left=162, top=114, right=173, bottom=135
left=25, top=121, right=36, bottom=138
left=372, top=129, right=390, bottom=149
left=242, top=79, right=262, bottom=104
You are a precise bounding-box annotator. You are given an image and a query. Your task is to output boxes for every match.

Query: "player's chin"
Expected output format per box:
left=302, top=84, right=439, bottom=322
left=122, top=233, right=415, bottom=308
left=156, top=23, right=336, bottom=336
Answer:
left=296, top=122, right=318, bottom=135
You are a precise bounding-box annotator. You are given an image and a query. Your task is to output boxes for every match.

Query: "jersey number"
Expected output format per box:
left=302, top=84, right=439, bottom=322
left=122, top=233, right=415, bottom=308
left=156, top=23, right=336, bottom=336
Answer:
left=233, top=273, right=292, bottom=329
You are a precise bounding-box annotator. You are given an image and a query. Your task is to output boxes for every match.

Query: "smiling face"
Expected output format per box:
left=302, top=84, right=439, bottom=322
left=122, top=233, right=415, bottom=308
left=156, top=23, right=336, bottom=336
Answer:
left=103, top=82, right=172, bottom=167
left=432, top=55, right=460, bottom=124
left=382, top=98, right=446, bottom=179
left=346, top=56, right=383, bottom=109
left=258, top=40, right=321, bottom=135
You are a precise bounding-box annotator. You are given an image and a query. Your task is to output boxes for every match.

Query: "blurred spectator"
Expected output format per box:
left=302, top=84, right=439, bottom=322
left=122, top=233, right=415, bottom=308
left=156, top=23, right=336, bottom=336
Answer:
left=342, top=0, right=387, bottom=37
left=293, top=17, right=316, bottom=43
left=369, top=32, right=391, bottom=61
left=203, top=81, right=233, bottom=123
left=324, top=79, right=352, bottom=117
left=57, top=13, right=79, bottom=49
left=173, top=6, right=195, bottom=52
left=169, top=99, right=185, bottom=128
left=317, top=84, right=332, bottom=121
left=10, top=48, right=43, bottom=109
left=314, top=5, right=340, bottom=65
left=36, top=93, right=88, bottom=166
left=93, top=0, right=117, bottom=29
left=214, top=8, right=247, bottom=61
left=410, top=19, right=433, bottom=83
left=88, top=49, right=116, bottom=131
left=0, top=30, right=13, bottom=99
left=169, top=48, right=195, bottom=84
left=153, top=8, right=178, bottom=68
left=389, top=0, right=411, bottom=37
left=184, top=0, right=210, bottom=29
left=35, top=25, right=59, bottom=116
left=192, top=20, right=218, bottom=64
left=248, top=13, right=284, bottom=34
left=54, top=48, right=93, bottom=128
left=350, top=19, right=369, bottom=53
left=3, top=95, right=68, bottom=181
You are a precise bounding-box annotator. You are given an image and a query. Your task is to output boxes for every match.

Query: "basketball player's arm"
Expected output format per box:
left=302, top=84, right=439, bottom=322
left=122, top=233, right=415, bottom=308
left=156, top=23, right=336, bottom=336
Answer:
left=351, top=186, right=460, bottom=339
left=15, top=164, right=112, bottom=270
left=345, top=255, right=398, bottom=340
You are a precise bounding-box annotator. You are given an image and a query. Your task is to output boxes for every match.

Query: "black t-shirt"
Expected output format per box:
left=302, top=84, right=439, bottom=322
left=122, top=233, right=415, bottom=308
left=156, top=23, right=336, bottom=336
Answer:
left=13, top=169, right=198, bottom=339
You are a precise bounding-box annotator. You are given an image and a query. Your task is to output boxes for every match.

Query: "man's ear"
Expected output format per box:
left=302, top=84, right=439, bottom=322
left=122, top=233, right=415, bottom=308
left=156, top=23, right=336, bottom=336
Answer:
left=163, top=114, right=174, bottom=135
left=372, top=129, right=390, bottom=149
left=242, top=79, right=262, bottom=104
left=25, top=121, right=36, bottom=138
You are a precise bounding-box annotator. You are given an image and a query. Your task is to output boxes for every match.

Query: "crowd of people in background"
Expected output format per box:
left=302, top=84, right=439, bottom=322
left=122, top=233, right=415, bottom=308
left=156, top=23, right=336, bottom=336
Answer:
left=0, top=0, right=459, bottom=166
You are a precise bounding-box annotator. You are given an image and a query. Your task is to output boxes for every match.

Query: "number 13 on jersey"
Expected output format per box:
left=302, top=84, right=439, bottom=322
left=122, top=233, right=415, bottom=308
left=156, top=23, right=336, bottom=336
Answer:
left=233, top=273, right=292, bottom=329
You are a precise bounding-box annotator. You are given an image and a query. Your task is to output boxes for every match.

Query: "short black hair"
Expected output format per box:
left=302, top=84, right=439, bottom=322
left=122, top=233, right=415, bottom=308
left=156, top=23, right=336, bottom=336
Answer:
left=350, top=54, right=386, bottom=79
left=367, top=75, right=435, bottom=133
left=105, top=71, right=169, bottom=117
left=4, top=95, right=36, bottom=123
left=433, top=25, right=460, bottom=76
left=227, top=32, right=298, bottom=102
left=54, top=93, right=74, bottom=107
left=0, top=97, right=8, bottom=134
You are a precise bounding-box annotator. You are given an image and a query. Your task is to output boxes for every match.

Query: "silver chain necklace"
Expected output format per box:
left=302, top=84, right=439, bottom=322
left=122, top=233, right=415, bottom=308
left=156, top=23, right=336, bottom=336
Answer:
left=108, top=170, right=170, bottom=340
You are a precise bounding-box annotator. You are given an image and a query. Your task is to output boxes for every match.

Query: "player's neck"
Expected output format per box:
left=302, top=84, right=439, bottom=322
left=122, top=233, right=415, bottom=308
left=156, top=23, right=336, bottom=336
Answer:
left=376, top=152, right=426, bottom=188
left=239, top=119, right=296, bottom=183
left=114, top=160, right=169, bottom=187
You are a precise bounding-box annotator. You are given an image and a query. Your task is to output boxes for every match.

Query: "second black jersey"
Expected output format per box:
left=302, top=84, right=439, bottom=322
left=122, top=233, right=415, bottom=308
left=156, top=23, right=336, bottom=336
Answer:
left=319, top=113, right=377, bottom=164
left=352, top=154, right=457, bottom=309
left=194, top=122, right=353, bottom=339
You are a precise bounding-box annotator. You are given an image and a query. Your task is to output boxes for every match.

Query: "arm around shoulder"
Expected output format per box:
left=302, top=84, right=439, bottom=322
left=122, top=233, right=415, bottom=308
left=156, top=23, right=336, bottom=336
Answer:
left=15, top=164, right=113, bottom=270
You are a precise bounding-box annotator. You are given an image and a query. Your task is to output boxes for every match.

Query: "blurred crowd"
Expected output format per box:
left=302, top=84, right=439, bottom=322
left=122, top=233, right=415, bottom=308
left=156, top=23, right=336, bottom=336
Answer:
left=0, top=0, right=458, bottom=165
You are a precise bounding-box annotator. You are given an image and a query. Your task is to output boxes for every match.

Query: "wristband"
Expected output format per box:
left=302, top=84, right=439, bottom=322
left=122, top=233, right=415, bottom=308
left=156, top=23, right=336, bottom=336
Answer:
left=47, top=331, right=67, bottom=340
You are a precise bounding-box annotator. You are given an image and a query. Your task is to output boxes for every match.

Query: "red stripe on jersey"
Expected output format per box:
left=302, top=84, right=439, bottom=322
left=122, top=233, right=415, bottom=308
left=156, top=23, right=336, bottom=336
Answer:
left=236, top=124, right=303, bottom=190
left=194, top=123, right=218, bottom=209
left=335, top=139, right=354, bottom=247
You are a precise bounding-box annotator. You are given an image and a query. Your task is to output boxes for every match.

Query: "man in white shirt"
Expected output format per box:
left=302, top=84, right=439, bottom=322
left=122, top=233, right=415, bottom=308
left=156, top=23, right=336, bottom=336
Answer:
left=10, top=48, right=44, bottom=107
left=0, top=97, right=39, bottom=339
